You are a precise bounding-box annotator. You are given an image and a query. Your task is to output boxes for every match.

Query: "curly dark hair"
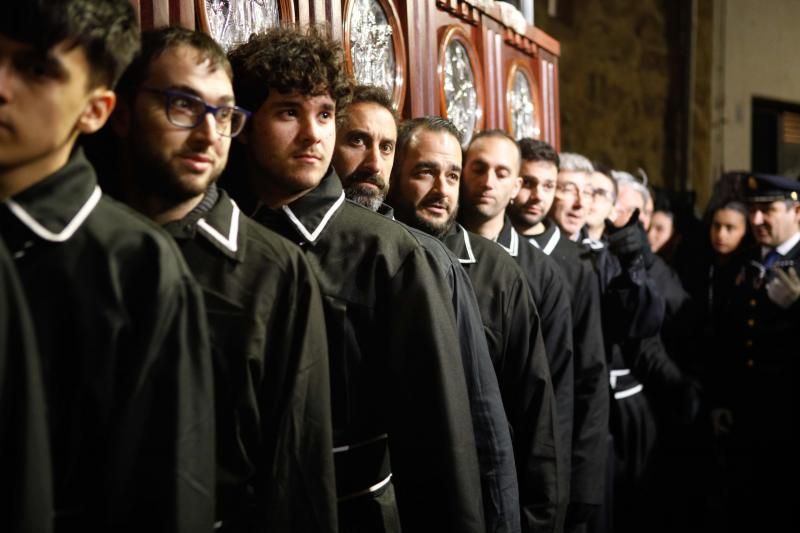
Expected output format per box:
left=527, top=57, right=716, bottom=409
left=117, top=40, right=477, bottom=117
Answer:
left=228, top=24, right=352, bottom=116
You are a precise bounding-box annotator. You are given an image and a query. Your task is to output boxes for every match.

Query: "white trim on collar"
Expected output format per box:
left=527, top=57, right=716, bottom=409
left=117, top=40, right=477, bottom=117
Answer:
left=459, top=228, right=477, bottom=264
left=775, top=231, right=800, bottom=256
left=197, top=201, right=240, bottom=253
left=6, top=185, right=102, bottom=242
left=497, top=228, right=519, bottom=257
left=529, top=226, right=561, bottom=256
left=282, top=191, right=345, bottom=243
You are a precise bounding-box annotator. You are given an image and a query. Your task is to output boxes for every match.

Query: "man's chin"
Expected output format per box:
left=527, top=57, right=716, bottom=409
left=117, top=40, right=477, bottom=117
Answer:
left=410, top=212, right=454, bottom=239
left=344, top=184, right=384, bottom=211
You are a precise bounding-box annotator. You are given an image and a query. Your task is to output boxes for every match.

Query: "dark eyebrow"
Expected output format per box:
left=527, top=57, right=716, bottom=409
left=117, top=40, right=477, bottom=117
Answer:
left=17, top=48, right=68, bottom=81
left=411, top=160, right=442, bottom=174
left=167, top=84, right=235, bottom=105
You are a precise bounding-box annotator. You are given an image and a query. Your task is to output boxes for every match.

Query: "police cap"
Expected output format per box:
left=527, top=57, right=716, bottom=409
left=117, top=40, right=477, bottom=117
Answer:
left=743, top=173, right=800, bottom=203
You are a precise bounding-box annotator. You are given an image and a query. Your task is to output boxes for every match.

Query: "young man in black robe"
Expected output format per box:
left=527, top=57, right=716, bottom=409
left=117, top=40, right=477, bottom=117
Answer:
left=0, top=2, right=215, bottom=531
left=387, top=116, right=560, bottom=533
left=224, top=27, right=483, bottom=533
left=332, top=85, right=520, bottom=533
left=110, top=27, right=336, bottom=532
left=1, top=240, right=52, bottom=533
left=457, top=130, right=575, bottom=530
left=508, top=139, right=609, bottom=533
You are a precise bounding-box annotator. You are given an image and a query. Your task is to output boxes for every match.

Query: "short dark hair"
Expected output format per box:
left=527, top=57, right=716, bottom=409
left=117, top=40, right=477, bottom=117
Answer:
left=116, top=26, right=231, bottom=100
left=468, top=129, right=521, bottom=167
left=395, top=116, right=462, bottom=164
left=518, top=138, right=559, bottom=167
left=1, top=0, right=139, bottom=87
left=228, top=25, right=352, bottom=116
left=337, top=84, right=398, bottom=130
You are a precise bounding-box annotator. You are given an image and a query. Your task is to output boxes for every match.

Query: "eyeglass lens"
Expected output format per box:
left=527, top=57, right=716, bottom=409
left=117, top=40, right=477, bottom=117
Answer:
left=166, top=92, right=246, bottom=137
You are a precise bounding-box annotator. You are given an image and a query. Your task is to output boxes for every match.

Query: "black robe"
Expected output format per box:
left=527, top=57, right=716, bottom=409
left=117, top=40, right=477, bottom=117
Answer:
left=495, top=219, right=575, bottom=530
left=161, top=185, right=336, bottom=532
left=246, top=171, right=484, bottom=533
left=442, top=223, right=561, bottom=533
left=527, top=221, right=610, bottom=528
left=0, top=149, right=216, bottom=532
left=378, top=205, right=520, bottom=533
left=0, top=239, right=52, bottom=533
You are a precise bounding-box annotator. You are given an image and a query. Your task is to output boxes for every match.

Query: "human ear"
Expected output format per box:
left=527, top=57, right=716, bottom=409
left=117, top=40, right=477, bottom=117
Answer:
left=78, top=88, right=117, bottom=134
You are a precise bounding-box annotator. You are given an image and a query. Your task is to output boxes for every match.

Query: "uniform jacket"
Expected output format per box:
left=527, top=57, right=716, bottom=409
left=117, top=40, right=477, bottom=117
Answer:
left=0, top=240, right=52, bottom=533
left=714, top=239, right=800, bottom=448
left=162, top=185, right=336, bottom=532
left=249, top=171, right=484, bottom=533
left=443, top=223, right=560, bottom=533
left=527, top=221, right=609, bottom=518
left=0, top=149, right=215, bottom=533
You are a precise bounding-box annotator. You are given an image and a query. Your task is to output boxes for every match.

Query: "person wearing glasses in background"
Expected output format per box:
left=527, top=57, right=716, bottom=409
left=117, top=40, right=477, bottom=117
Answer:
left=108, top=27, right=337, bottom=532
left=508, top=139, right=608, bottom=533
left=0, top=2, right=216, bottom=531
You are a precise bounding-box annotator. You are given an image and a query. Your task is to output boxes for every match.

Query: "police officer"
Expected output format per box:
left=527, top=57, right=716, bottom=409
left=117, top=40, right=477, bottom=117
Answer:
left=712, top=173, right=800, bottom=531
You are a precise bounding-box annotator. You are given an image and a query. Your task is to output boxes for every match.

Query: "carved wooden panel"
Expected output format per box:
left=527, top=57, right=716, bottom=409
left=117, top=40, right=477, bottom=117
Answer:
left=506, top=59, right=541, bottom=140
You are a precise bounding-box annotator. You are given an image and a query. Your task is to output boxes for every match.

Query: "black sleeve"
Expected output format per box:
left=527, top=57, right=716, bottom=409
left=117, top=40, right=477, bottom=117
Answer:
left=567, top=262, right=610, bottom=519
left=106, top=261, right=216, bottom=533
left=257, top=254, right=337, bottom=532
left=600, top=251, right=666, bottom=343
left=382, top=248, right=485, bottom=533
left=498, top=277, right=561, bottom=533
left=451, top=262, right=521, bottom=533
left=0, top=242, right=53, bottom=533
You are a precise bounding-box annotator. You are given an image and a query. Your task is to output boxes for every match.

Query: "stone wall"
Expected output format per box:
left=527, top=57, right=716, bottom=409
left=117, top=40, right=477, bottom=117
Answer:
left=533, top=0, right=714, bottom=210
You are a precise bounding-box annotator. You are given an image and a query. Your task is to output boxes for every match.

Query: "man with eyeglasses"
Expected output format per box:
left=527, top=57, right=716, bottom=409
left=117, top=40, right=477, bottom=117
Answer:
left=584, top=169, right=618, bottom=242
left=0, top=2, right=216, bottom=531
left=109, top=27, right=337, bottom=532
left=508, top=139, right=609, bottom=533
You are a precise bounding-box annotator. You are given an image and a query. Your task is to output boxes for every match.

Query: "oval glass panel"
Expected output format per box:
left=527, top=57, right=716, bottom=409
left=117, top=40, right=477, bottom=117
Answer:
left=510, top=69, right=539, bottom=139
left=348, top=0, right=397, bottom=96
left=205, top=0, right=280, bottom=52
left=444, top=40, right=478, bottom=145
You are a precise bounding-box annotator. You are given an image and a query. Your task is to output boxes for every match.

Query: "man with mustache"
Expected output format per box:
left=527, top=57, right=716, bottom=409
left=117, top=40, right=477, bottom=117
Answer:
left=225, top=28, right=483, bottom=532
left=332, top=85, right=520, bottom=533
left=109, top=27, right=336, bottom=532
left=387, top=116, right=560, bottom=533
left=508, top=139, right=609, bottom=533
left=712, top=173, right=800, bottom=532
left=0, top=2, right=215, bottom=530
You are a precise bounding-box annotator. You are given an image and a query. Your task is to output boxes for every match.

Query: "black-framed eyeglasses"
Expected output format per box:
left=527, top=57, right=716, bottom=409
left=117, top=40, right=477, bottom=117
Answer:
left=141, top=87, right=250, bottom=137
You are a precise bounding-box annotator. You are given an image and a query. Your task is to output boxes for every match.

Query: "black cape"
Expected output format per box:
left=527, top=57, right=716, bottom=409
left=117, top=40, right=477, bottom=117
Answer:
left=0, top=149, right=216, bottom=533
left=0, top=239, right=52, bottom=533
left=378, top=205, right=520, bottom=533
left=527, top=221, right=610, bottom=524
left=162, top=185, right=337, bottom=532
left=246, top=171, right=484, bottom=533
left=443, top=223, right=561, bottom=533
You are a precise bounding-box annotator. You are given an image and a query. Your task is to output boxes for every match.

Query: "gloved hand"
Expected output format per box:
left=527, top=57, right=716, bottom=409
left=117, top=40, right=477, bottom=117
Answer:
left=605, top=208, right=645, bottom=265
left=766, top=266, right=800, bottom=308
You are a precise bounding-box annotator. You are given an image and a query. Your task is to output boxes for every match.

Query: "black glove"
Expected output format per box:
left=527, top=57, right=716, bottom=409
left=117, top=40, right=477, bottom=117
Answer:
left=605, top=208, right=644, bottom=264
